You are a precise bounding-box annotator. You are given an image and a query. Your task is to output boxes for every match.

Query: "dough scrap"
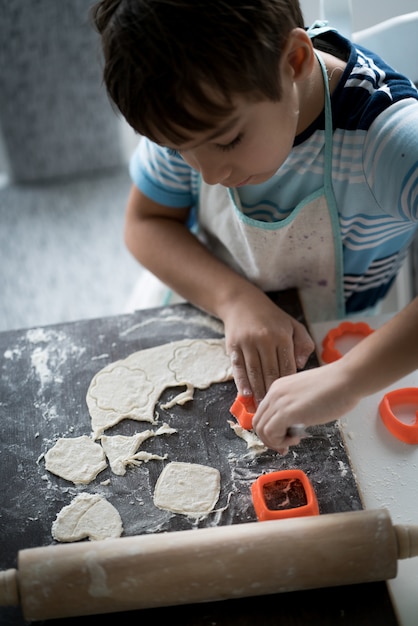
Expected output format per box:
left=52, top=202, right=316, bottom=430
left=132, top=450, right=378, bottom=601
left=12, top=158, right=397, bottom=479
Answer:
left=87, top=338, right=232, bottom=439
left=228, top=420, right=267, bottom=454
left=45, top=435, right=107, bottom=484
left=153, top=461, right=221, bottom=517
left=100, top=423, right=176, bottom=475
left=52, top=493, right=123, bottom=542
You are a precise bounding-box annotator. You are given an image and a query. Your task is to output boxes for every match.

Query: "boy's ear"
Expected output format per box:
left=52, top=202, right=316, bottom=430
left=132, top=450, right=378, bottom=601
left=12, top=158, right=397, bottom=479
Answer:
left=283, top=28, right=316, bottom=82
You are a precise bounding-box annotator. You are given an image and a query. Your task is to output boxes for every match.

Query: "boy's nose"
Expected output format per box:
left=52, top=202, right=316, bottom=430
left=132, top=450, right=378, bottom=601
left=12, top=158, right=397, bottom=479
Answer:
left=199, top=160, right=232, bottom=186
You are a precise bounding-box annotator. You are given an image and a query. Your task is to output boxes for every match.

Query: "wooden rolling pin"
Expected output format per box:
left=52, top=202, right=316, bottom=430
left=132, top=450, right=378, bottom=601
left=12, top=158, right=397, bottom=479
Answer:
left=1, top=508, right=418, bottom=621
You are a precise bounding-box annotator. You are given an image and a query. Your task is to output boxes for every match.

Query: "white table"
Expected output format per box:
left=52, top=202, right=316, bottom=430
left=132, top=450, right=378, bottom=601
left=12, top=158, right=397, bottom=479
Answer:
left=311, top=316, right=418, bottom=626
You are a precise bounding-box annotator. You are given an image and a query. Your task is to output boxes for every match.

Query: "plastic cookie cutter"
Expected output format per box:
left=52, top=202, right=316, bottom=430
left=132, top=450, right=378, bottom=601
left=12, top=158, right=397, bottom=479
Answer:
left=229, top=395, right=310, bottom=438
left=321, top=320, right=374, bottom=363
left=230, top=394, right=256, bottom=430
left=251, top=469, right=319, bottom=521
left=379, top=387, right=418, bottom=445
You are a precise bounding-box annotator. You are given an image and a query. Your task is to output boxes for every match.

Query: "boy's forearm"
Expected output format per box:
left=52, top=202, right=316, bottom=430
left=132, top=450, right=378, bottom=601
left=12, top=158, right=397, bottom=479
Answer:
left=339, top=297, right=418, bottom=399
left=125, top=208, right=261, bottom=319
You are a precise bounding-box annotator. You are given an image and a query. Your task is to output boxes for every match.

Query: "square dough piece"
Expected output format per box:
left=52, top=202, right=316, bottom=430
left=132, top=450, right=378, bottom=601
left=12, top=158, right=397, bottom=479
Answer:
left=153, top=461, right=221, bottom=517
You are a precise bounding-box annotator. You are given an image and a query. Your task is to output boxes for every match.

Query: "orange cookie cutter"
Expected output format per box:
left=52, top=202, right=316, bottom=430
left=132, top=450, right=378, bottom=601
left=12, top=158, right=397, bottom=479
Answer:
left=230, top=394, right=256, bottom=430
left=251, top=469, right=319, bottom=521
left=230, top=395, right=310, bottom=438
left=379, top=388, right=418, bottom=445
left=321, top=321, right=374, bottom=363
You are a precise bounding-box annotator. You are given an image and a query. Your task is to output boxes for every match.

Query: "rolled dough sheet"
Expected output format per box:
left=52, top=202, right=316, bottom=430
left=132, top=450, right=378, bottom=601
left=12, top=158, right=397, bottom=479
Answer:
left=86, top=338, right=233, bottom=439
left=52, top=493, right=123, bottom=542
left=44, top=435, right=107, bottom=484
left=153, top=461, right=221, bottom=518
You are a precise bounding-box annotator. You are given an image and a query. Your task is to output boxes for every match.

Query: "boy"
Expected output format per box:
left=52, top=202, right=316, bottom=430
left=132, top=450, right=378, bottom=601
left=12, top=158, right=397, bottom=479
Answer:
left=92, top=0, right=418, bottom=404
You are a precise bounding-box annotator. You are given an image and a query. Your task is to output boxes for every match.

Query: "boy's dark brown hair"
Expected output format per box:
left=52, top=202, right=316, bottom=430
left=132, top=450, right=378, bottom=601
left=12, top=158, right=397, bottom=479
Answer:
left=91, top=0, right=305, bottom=143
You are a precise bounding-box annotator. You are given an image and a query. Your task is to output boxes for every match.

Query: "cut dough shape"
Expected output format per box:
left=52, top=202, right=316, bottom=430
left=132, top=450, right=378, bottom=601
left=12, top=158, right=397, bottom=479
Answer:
left=153, top=461, right=221, bottom=517
left=100, top=423, right=176, bottom=475
left=52, top=493, right=123, bottom=542
left=87, top=338, right=232, bottom=439
left=167, top=340, right=233, bottom=387
left=45, top=435, right=107, bottom=484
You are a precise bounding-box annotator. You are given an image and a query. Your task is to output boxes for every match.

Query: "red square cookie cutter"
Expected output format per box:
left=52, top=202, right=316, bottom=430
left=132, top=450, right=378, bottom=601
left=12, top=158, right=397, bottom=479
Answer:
left=321, top=321, right=374, bottom=363
left=379, top=387, right=418, bottom=444
left=251, top=469, right=319, bottom=521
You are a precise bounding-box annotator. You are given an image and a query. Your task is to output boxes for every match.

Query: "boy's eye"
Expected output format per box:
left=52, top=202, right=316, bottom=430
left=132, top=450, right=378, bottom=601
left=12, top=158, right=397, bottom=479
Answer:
left=165, top=132, right=243, bottom=156
left=216, top=133, right=243, bottom=152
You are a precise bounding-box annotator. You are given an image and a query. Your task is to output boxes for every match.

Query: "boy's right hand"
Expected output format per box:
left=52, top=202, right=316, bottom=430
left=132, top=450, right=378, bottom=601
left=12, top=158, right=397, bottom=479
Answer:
left=252, top=362, right=360, bottom=453
left=222, top=291, right=315, bottom=404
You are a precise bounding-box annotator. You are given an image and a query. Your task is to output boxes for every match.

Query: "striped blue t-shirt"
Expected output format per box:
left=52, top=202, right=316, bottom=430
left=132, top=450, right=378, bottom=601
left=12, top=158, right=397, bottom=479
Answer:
left=129, top=29, right=418, bottom=314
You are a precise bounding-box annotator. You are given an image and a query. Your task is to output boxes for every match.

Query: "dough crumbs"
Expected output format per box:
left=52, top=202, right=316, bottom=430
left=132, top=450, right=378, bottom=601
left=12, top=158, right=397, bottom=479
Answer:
left=100, top=423, right=176, bottom=475
left=153, top=461, right=221, bottom=518
left=52, top=493, right=123, bottom=542
left=44, top=435, right=107, bottom=484
left=227, top=420, right=267, bottom=454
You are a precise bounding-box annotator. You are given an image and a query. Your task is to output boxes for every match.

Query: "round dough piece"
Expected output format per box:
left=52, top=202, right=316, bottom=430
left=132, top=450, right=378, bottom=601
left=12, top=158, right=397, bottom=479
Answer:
left=45, top=435, right=107, bottom=484
left=52, top=493, right=123, bottom=542
left=153, top=461, right=221, bottom=517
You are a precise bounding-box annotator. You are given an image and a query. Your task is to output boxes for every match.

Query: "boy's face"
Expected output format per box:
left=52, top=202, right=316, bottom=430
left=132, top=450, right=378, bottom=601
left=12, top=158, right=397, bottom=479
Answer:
left=159, top=79, right=302, bottom=188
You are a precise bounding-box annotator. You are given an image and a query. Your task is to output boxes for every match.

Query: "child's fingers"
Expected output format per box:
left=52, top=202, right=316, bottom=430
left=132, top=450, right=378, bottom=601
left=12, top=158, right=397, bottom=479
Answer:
left=292, top=323, right=315, bottom=370
left=229, top=349, right=252, bottom=398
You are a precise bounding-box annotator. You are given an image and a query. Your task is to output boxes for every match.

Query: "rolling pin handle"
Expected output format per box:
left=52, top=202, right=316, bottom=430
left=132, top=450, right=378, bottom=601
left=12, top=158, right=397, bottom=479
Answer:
left=394, top=524, right=418, bottom=559
left=0, top=568, right=19, bottom=607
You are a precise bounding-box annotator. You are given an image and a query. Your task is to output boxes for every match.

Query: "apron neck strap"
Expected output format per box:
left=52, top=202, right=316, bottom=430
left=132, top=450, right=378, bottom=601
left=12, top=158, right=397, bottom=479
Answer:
left=315, top=51, right=334, bottom=186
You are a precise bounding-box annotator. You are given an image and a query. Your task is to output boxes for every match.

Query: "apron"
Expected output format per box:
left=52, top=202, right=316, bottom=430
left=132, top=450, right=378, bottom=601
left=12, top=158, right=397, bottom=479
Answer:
left=197, top=51, right=345, bottom=323
left=127, top=29, right=345, bottom=323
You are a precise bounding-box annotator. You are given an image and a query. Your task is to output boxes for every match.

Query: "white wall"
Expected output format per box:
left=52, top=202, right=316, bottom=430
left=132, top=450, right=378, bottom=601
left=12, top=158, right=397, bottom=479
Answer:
left=300, top=0, right=417, bottom=31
